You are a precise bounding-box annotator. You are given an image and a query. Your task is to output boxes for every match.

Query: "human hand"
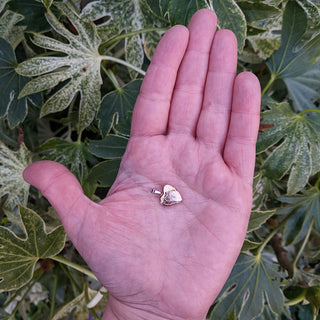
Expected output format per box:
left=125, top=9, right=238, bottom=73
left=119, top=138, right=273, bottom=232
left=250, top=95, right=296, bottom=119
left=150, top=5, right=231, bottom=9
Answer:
left=23, top=9, right=261, bottom=320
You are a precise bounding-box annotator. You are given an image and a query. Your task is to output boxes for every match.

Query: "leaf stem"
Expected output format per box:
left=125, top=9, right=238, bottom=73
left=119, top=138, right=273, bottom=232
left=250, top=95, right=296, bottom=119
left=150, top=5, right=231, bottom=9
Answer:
left=49, top=268, right=58, bottom=319
left=100, top=55, right=146, bottom=76
left=256, top=211, right=295, bottom=256
left=51, top=255, right=98, bottom=281
left=99, top=27, right=168, bottom=51
left=101, top=64, right=121, bottom=90
left=299, top=108, right=320, bottom=116
left=261, top=73, right=277, bottom=96
left=293, top=217, right=314, bottom=271
left=59, top=263, right=82, bottom=293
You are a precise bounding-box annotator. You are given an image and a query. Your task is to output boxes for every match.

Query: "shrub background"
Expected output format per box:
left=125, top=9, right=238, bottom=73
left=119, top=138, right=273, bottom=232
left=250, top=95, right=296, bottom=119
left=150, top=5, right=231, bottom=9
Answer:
left=1, top=0, right=320, bottom=319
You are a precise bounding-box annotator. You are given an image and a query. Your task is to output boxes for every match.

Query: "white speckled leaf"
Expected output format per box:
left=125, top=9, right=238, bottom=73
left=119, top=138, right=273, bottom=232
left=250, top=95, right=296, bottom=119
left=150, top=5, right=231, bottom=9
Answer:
left=297, top=0, right=320, bottom=26
left=81, top=0, right=166, bottom=73
left=257, top=102, right=320, bottom=194
left=0, top=206, right=66, bottom=292
left=0, top=0, right=9, bottom=12
left=0, top=10, right=25, bottom=49
left=208, top=0, right=247, bottom=51
left=15, top=3, right=102, bottom=131
left=40, top=138, right=91, bottom=183
left=247, top=14, right=282, bottom=59
left=0, top=143, right=31, bottom=211
left=52, top=288, right=98, bottom=320
left=210, top=253, right=287, bottom=320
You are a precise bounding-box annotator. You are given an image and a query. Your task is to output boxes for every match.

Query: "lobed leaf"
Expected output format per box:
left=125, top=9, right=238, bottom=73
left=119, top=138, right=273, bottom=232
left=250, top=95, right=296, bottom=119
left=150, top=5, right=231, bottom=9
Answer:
left=40, top=138, right=92, bottom=183
left=88, top=135, right=128, bottom=159
left=84, top=159, right=121, bottom=197
left=248, top=210, right=276, bottom=233
left=81, top=0, right=166, bottom=74
left=267, top=1, right=320, bottom=79
left=0, top=10, right=25, bottom=49
left=0, top=38, right=31, bottom=128
left=278, top=188, right=320, bottom=245
left=0, top=143, right=31, bottom=211
left=0, top=206, right=66, bottom=292
left=284, top=59, right=320, bottom=111
left=159, top=0, right=208, bottom=25
left=210, top=253, right=287, bottom=320
left=257, top=102, right=320, bottom=194
left=16, top=3, right=102, bottom=132
left=7, top=0, right=60, bottom=33
left=208, top=0, right=247, bottom=51
left=97, top=79, right=142, bottom=136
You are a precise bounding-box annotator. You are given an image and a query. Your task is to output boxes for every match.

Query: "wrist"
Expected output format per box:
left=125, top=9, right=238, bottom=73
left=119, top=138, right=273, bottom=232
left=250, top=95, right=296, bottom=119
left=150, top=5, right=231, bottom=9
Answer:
left=102, top=296, right=206, bottom=320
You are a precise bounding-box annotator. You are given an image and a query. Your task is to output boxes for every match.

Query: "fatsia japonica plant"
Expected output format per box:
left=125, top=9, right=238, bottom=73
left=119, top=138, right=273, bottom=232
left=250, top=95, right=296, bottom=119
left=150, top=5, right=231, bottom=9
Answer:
left=0, top=0, right=320, bottom=319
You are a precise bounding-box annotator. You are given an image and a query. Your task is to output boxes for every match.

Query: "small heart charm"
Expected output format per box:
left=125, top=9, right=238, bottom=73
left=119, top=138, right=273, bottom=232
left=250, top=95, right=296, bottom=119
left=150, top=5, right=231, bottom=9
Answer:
left=152, top=185, right=182, bottom=206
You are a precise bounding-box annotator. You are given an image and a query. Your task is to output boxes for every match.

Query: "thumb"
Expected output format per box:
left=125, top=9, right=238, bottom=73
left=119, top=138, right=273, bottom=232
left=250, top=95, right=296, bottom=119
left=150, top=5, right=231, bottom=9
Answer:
left=23, top=160, right=95, bottom=246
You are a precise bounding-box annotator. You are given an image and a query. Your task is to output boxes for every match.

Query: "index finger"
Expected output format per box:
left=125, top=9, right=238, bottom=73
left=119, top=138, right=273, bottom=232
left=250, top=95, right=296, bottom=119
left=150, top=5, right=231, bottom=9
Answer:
left=130, top=26, right=189, bottom=137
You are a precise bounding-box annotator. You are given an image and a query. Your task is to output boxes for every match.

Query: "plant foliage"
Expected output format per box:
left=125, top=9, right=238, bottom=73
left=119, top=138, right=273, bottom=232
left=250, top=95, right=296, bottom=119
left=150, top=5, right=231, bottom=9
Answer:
left=0, top=0, right=320, bottom=319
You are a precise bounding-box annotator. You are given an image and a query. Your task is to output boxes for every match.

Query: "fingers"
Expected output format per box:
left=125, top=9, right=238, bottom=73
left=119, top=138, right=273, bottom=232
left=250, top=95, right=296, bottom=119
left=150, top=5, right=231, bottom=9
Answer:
left=168, top=9, right=217, bottom=136
left=23, top=161, right=95, bottom=245
left=196, top=29, right=237, bottom=150
left=130, top=25, right=189, bottom=137
left=223, top=72, right=261, bottom=183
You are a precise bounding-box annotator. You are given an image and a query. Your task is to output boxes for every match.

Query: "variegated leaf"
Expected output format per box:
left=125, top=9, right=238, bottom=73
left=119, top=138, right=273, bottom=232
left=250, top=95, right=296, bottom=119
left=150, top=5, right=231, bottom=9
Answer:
left=0, top=143, right=31, bottom=211
left=52, top=288, right=100, bottom=320
left=0, top=10, right=25, bottom=49
left=16, top=3, right=102, bottom=132
left=81, top=0, right=167, bottom=75
left=0, top=206, right=66, bottom=292
left=208, top=0, right=247, bottom=51
left=244, top=7, right=282, bottom=60
left=297, top=0, right=320, bottom=26
left=0, top=0, right=9, bottom=12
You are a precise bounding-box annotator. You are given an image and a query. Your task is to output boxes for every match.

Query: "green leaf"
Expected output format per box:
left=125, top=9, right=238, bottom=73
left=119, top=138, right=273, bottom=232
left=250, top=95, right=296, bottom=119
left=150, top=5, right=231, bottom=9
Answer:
left=278, top=187, right=320, bottom=245
left=266, top=1, right=320, bottom=79
left=88, top=135, right=128, bottom=159
left=6, top=0, right=59, bottom=33
left=15, top=3, right=102, bottom=132
left=208, top=0, right=247, bottom=51
left=257, top=103, right=320, bottom=194
left=0, top=206, right=66, bottom=292
left=210, top=253, right=287, bottom=320
left=42, top=0, right=53, bottom=9
left=84, top=159, right=121, bottom=197
left=40, top=138, right=92, bottom=183
left=241, top=239, right=261, bottom=252
left=114, top=111, right=133, bottom=137
left=284, top=59, right=320, bottom=111
left=237, top=1, right=281, bottom=24
left=0, top=38, right=31, bottom=128
left=0, top=143, right=31, bottom=211
left=0, top=10, right=25, bottom=49
left=248, top=210, right=276, bottom=233
left=97, top=79, right=142, bottom=136
left=159, top=0, right=208, bottom=25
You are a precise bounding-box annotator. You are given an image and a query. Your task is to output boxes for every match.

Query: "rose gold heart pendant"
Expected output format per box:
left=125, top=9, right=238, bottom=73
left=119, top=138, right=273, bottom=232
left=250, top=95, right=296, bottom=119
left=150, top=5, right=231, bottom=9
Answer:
left=151, top=185, right=182, bottom=206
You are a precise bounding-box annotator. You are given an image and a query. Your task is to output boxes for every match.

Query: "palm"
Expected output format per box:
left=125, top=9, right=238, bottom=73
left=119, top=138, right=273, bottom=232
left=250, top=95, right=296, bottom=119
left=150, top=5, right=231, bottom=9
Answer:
left=23, top=9, right=260, bottom=320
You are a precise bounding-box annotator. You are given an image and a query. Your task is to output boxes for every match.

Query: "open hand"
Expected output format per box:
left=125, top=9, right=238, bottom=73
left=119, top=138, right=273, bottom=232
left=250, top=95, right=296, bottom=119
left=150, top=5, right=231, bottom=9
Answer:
left=23, top=9, right=261, bottom=320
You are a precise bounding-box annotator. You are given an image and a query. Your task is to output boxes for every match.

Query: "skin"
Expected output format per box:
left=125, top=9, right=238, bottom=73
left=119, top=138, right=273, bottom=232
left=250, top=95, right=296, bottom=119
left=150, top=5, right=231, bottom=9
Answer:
left=23, top=9, right=261, bottom=320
